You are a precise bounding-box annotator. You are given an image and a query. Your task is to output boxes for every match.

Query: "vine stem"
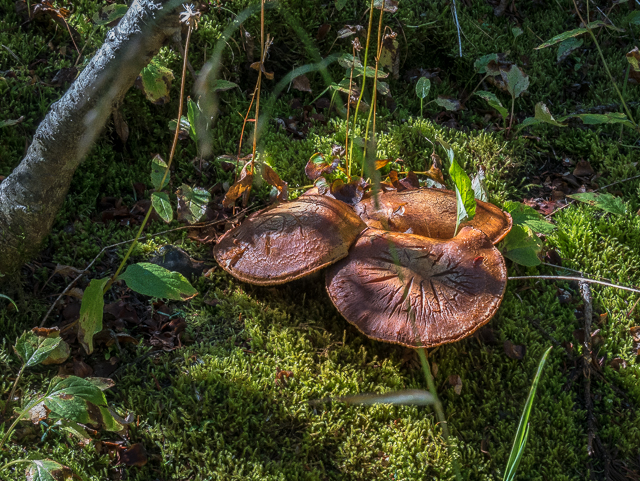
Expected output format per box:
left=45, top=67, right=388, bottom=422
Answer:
left=508, top=275, right=640, bottom=294
left=103, top=21, right=194, bottom=294
left=2, top=365, right=25, bottom=415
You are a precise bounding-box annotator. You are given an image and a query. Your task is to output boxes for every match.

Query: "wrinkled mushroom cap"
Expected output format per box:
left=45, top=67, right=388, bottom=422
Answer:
left=325, top=226, right=507, bottom=348
left=213, top=196, right=367, bottom=285
left=354, top=188, right=512, bottom=244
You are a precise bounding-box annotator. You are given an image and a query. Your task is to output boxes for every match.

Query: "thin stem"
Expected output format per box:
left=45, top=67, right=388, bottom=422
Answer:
left=508, top=94, right=515, bottom=132
left=251, top=0, right=266, bottom=174
left=348, top=0, right=376, bottom=173
left=3, top=365, right=25, bottom=415
left=0, top=396, right=44, bottom=449
left=508, top=275, right=640, bottom=294
left=345, top=45, right=356, bottom=178
left=0, top=459, right=32, bottom=472
left=103, top=22, right=194, bottom=294
left=362, top=10, right=385, bottom=178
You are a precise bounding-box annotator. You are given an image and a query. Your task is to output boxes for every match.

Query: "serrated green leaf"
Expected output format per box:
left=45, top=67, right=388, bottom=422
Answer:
left=503, top=201, right=556, bottom=234
left=151, top=154, right=169, bottom=190
left=475, top=90, right=508, bottom=120
left=176, top=184, right=211, bottom=224
left=78, top=278, right=109, bottom=355
left=139, top=59, right=174, bottom=104
left=557, top=37, right=583, bottom=62
left=118, top=263, right=197, bottom=300
left=501, top=225, right=542, bottom=266
left=43, top=376, right=119, bottom=430
left=14, top=331, right=62, bottom=368
left=151, top=192, right=173, bottom=223
left=25, top=459, right=75, bottom=481
left=534, top=102, right=567, bottom=127
left=92, top=4, right=128, bottom=26
left=568, top=192, right=627, bottom=215
left=415, top=77, right=431, bottom=99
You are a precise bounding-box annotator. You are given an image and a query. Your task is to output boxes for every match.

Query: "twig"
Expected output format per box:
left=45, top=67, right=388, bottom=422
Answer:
left=579, top=281, right=595, bottom=458
left=595, top=173, right=640, bottom=192
left=451, top=0, right=462, bottom=57
left=508, top=276, right=640, bottom=294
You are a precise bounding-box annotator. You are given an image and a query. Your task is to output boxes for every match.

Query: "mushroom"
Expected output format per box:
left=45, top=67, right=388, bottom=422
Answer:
left=354, top=188, right=512, bottom=244
left=213, top=195, right=367, bottom=285
left=325, top=226, right=507, bottom=348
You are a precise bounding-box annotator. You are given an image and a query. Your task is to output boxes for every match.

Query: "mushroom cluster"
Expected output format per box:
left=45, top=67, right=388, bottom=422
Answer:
left=213, top=186, right=512, bottom=348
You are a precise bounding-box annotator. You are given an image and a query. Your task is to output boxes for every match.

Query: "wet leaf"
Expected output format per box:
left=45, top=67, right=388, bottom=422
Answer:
left=223, top=164, right=253, bottom=208
left=512, top=26, right=523, bottom=38
left=503, top=201, right=555, bottom=234
left=93, top=4, right=127, bottom=26
left=139, top=59, right=174, bottom=105
left=150, top=154, right=169, bottom=190
left=475, top=90, right=508, bottom=120
left=435, top=96, right=462, bottom=111
left=415, top=77, right=431, bottom=99
left=316, top=23, right=331, bottom=40
left=305, top=153, right=339, bottom=180
left=536, top=25, right=595, bottom=49
left=77, top=277, right=109, bottom=354
left=572, top=160, right=594, bottom=177
left=292, top=74, right=312, bottom=93
left=501, top=64, right=529, bottom=98
left=501, top=225, right=542, bottom=266
left=151, top=192, right=173, bottom=223
left=118, top=262, right=197, bottom=300
left=373, top=0, right=398, bottom=13
left=504, top=340, right=526, bottom=360
left=176, top=184, right=210, bottom=224
left=41, top=339, right=70, bottom=365
left=14, top=331, right=62, bottom=367
left=379, top=31, right=399, bottom=79
left=568, top=193, right=627, bottom=215
left=25, top=459, right=76, bottom=481
left=261, top=164, right=288, bottom=201
left=557, top=37, right=583, bottom=62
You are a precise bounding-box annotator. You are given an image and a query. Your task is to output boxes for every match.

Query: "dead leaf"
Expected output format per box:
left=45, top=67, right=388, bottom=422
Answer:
left=292, top=74, right=312, bottom=93
left=222, top=164, right=254, bottom=208
left=29, top=402, right=50, bottom=424
left=399, top=171, right=420, bottom=190
left=373, top=0, right=398, bottom=13
left=250, top=61, right=274, bottom=80
left=305, top=153, right=339, bottom=180
left=54, top=264, right=83, bottom=279
left=630, top=326, right=640, bottom=342
left=337, top=25, right=363, bottom=39
left=626, top=47, right=640, bottom=84
left=73, top=356, right=93, bottom=378
left=330, top=177, right=367, bottom=205
left=504, top=340, right=526, bottom=360
left=375, top=158, right=392, bottom=170
left=379, top=31, right=399, bottom=79
left=261, top=163, right=288, bottom=201
left=317, top=23, right=331, bottom=41
left=113, top=109, right=129, bottom=144
left=609, top=358, right=627, bottom=371
left=120, top=443, right=148, bottom=467
left=572, top=160, right=594, bottom=177
left=448, top=374, right=462, bottom=395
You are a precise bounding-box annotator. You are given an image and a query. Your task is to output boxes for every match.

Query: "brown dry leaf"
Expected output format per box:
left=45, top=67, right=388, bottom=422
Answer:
left=29, top=402, right=50, bottom=424
left=222, top=164, right=254, bottom=208
left=630, top=326, right=640, bottom=342
left=609, top=358, right=627, bottom=371
left=431, top=362, right=438, bottom=378
left=112, top=109, right=129, bottom=144
left=330, top=177, right=367, bottom=205
left=572, top=160, right=594, bottom=177
left=504, top=340, right=526, bottom=360
left=261, top=163, right=288, bottom=201
left=250, top=61, right=274, bottom=80
left=448, top=374, right=462, bottom=395
left=292, top=74, right=312, bottom=93
left=379, top=31, right=399, bottom=79
left=73, top=356, right=93, bottom=378
left=626, top=47, right=640, bottom=84
left=399, top=171, right=420, bottom=190
left=54, top=264, right=83, bottom=279
left=317, top=23, right=331, bottom=40
left=305, top=153, right=339, bottom=180
left=375, top=158, right=392, bottom=170
left=120, top=443, right=148, bottom=467
left=65, top=288, right=84, bottom=300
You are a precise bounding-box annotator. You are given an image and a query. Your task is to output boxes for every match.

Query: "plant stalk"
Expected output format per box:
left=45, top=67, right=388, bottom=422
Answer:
left=0, top=396, right=44, bottom=449
left=2, top=365, right=25, bottom=415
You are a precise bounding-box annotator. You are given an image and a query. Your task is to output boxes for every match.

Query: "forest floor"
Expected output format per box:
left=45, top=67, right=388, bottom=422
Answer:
left=1, top=0, right=640, bottom=479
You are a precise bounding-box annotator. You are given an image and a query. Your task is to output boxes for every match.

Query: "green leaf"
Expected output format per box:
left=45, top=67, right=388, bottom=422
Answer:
left=475, top=90, right=508, bottom=120
left=55, top=419, right=93, bottom=444
left=501, top=225, right=542, bottom=266
left=78, top=278, right=109, bottom=355
left=449, top=159, right=476, bottom=232
left=568, top=192, right=627, bottom=215
left=376, top=81, right=390, bottom=96
left=353, top=65, right=388, bottom=78
left=43, top=376, right=121, bottom=431
left=535, top=27, right=589, bottom=49
left=0, top=293, right=17, bottom=310
left=415, top=77, right=431, bottom=99
left=512, top=26, right=524, bottom=38
left=557, top=37, right=583, bottom=62
left=25, top=459, right=75, bottom=481
left=435, top=96, right=462, bottom=111
left=176, top=184, right=211, bottom=224
left=14, top=331, right=62, bottom=368
left=139, top=59, right=174, bottom=104
left=211, top=79, right=240, bottom=92
left=474, top=53, right=498, bottom=74
left=572, top=112, right=634, bottom=128
left=503, top=346, right=553, bottom=481
left=503, top=201, right=556, bottom=234
left=151, top=154, right=169, bottom=190
left=625, top=11, right=640, bottom=26
left=337, top=53, right=363, bottom=69
left=151, top=192, right=173, bottom=223
left=533, top=102, right=567, bottom=127
left=92, top=4, right=128, bottom=26
left=118, top=263, right=197, bottom=300
left=471, top=169, right=488, bottom=202
left=501, top=64, right=529, bottom=98
left=168, top=115, right=190, bottom=134
left=0, top=117, right=24, bottom=129
left=335, top=0, right=347, bottom=11
left=186, top=98, right=198, bottom=142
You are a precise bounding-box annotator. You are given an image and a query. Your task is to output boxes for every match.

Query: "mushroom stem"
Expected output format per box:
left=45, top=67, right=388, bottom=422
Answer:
left=508, top=276, right=640, bottom=294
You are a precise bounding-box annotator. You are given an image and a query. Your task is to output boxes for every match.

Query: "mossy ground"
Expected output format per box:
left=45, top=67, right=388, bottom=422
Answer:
left=1, top=0, right=640, bottom=479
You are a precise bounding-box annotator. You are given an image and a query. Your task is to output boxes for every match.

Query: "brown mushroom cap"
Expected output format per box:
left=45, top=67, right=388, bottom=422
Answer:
left=354, top=188, right=512, bottom=244
left=325, top=226, right=507, bottom=348
left=213, top=196, right=367, bottom=285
